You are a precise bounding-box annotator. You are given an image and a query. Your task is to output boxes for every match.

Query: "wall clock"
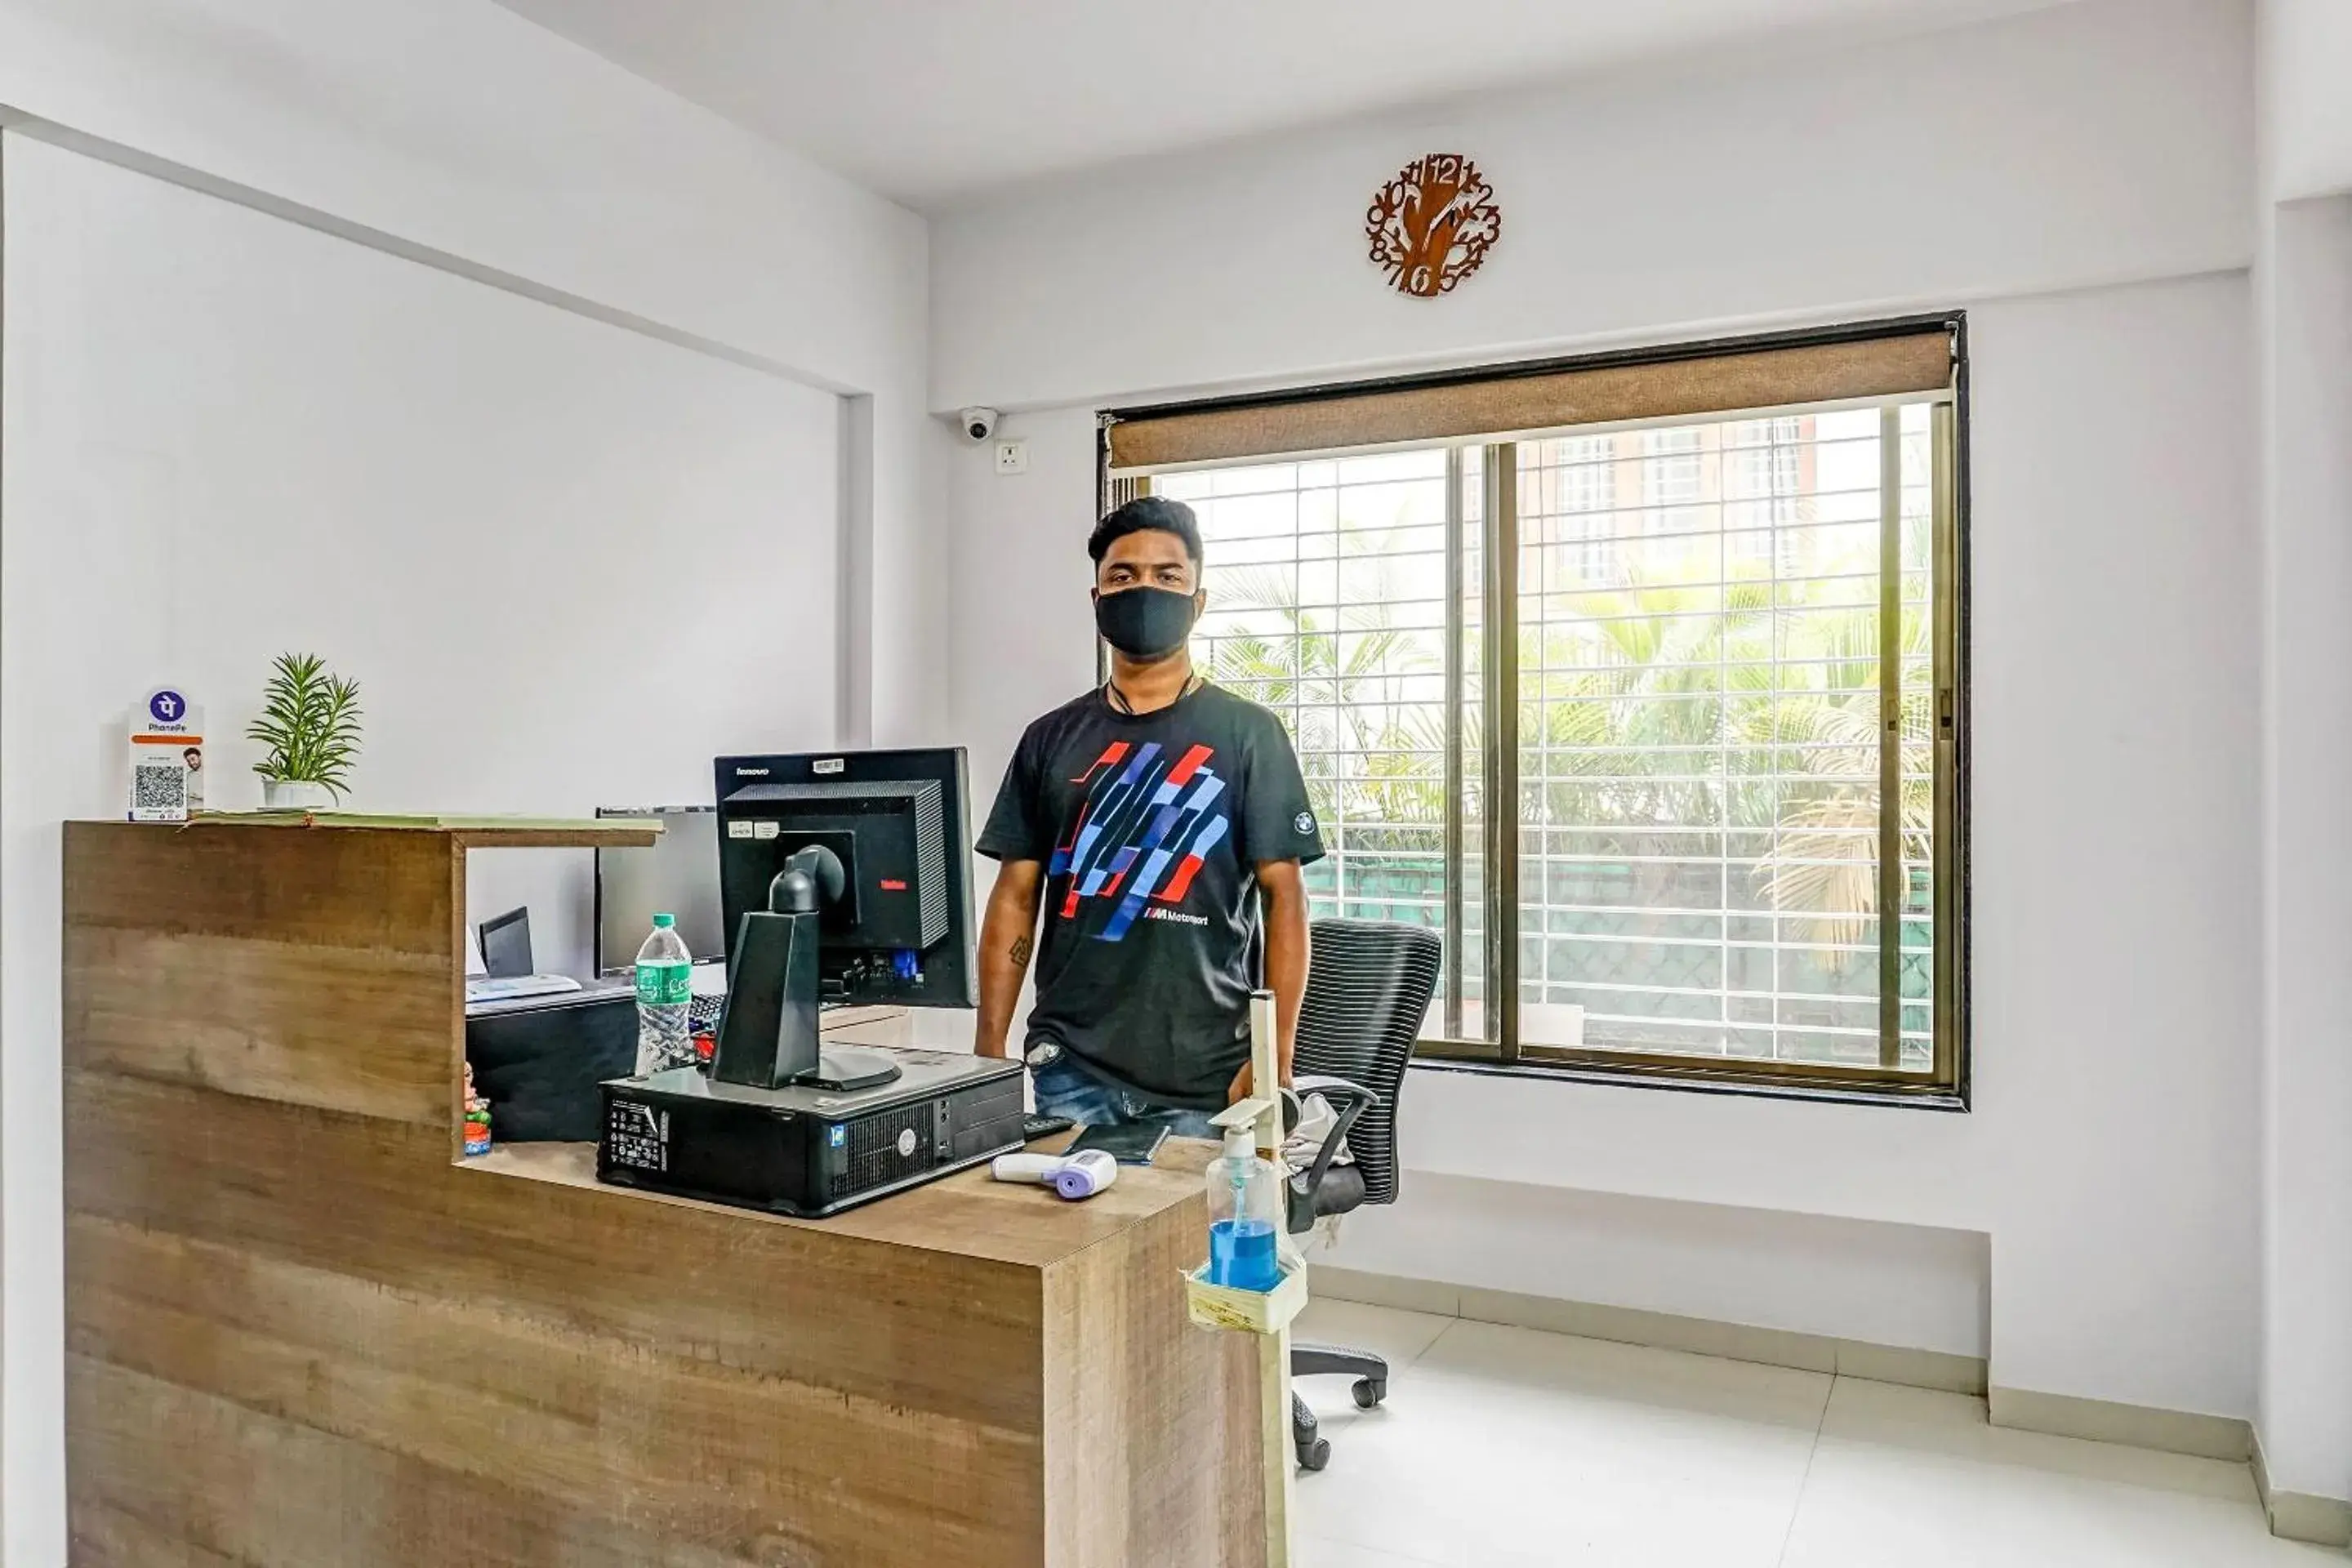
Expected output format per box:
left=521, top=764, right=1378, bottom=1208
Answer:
left=1365, top=154, right=1502, bottom=298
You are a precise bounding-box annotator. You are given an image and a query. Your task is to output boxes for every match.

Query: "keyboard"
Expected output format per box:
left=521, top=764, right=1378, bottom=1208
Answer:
left=689, top=994, right=724, bottom=1034
left=464, top=973, right=581, bottom=1005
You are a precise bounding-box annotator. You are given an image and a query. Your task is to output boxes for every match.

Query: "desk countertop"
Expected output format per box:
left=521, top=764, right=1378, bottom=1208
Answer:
left=470, top=1134, right=1218, bottom=1269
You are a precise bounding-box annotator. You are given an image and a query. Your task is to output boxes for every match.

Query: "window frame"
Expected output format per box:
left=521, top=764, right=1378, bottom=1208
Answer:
left=1098, top=314, right=1971, bottom=1111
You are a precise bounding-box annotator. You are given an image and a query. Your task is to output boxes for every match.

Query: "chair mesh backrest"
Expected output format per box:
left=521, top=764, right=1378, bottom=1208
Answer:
left=1293, top=919, right=1441, bottom=1208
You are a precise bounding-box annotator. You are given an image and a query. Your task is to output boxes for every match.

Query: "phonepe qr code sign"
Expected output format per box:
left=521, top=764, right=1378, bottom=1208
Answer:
left=128, top=686, right=204, bottom=822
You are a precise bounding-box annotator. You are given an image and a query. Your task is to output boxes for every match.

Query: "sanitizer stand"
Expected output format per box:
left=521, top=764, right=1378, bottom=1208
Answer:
left=1183, top=989, right=1304, bottom=1568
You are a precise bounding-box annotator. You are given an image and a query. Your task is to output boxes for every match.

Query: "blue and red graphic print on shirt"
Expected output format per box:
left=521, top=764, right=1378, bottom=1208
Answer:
left=1052, top=738, right=1231, bottom=941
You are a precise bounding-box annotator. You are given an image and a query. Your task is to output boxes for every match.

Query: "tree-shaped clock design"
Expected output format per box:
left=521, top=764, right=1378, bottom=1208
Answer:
left=1366, top=154, right=1503, bottom=299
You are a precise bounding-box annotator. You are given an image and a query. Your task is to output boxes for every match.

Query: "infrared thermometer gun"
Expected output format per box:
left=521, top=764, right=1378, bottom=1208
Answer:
left=991, top=1149, right=1119, bottom=1200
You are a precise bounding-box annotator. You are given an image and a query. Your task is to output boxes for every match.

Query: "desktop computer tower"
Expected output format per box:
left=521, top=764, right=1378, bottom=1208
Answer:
left=597, top=1049, right=1025, bottom=1218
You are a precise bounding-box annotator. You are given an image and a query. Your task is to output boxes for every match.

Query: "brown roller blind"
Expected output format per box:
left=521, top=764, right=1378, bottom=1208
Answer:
left=1105, top=327, right=1953, bottom=473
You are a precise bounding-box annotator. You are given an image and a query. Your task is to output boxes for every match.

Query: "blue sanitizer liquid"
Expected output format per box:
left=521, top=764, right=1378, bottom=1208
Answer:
left=1208, top=1218, right=1281, bottom=1293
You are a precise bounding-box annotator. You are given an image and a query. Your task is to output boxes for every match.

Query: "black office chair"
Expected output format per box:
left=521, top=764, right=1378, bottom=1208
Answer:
left=1284, top=918, right=1441, bottom=1472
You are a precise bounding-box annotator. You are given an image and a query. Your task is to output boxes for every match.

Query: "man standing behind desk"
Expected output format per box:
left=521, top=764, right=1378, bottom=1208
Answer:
left=974, top=497, right=1325, bottom=1137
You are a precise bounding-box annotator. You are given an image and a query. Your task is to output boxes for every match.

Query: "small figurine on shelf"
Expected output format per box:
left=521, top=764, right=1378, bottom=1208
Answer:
left=462, top=1062, right=492, bottom=1157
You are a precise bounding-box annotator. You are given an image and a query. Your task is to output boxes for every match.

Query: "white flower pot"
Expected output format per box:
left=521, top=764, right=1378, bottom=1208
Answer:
left=263, top=779, right=336, bottom=811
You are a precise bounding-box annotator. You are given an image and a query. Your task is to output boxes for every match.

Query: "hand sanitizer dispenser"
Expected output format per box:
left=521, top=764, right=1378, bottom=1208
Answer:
left=1205, top=1122, right=1283, bottom=1292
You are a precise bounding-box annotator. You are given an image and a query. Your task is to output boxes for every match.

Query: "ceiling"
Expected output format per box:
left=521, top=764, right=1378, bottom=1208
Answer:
left=494, top=0, right=2074, bottom=209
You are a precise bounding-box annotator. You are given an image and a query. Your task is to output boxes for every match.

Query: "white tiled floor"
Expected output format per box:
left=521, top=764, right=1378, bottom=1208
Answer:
left=1289, top=1301, right=2336, bottom=1567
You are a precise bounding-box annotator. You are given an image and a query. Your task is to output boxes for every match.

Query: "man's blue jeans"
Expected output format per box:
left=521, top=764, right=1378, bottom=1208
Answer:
left=1030, top=1053, right=1220, bottom=1140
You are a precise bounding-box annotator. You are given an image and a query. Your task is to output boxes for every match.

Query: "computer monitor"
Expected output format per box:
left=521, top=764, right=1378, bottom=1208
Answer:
left=707, top=748, right=977, bottom=1093
left=710, top=748, right=977, bottom=1010
left=594, top=806, right=726, bottom=973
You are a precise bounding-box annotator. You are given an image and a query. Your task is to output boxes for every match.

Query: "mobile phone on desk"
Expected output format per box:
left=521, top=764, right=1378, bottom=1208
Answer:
left=1065, top=1122, right=1169, bottom=1166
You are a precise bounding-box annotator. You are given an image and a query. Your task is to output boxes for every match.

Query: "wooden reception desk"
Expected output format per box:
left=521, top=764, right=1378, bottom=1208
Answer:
left=62, top=819, right=1262, bottom=1566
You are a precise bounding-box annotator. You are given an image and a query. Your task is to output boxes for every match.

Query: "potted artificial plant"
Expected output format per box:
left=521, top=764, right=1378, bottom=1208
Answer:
left=249, top=652, right=363, bottom=810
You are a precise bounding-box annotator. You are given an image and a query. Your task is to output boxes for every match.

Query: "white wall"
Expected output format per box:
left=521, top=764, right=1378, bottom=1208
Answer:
left=2252, top=0, right=2352, bottom=1507
left=937, top=0, right=2264, bottom=1432
left=2258, top=0, right=2352, bottom=204
left=1328, top=1177, right=1990, bottom=1358
left=933, top=0, right=2252, bottom=412
left=2254, top=193, right=2352, bottom=1504
left=0, top=0, right=937, bottom=745
left=948, top=406, right=1105, bottom=814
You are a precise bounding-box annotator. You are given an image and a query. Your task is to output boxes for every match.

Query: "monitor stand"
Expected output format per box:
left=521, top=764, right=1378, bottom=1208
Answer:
left=711, top=907, right=903, bottom=1094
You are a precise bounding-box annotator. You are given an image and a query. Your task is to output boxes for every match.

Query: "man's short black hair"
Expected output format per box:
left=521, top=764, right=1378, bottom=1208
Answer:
left=1089, top=496, right=1204, bottom=572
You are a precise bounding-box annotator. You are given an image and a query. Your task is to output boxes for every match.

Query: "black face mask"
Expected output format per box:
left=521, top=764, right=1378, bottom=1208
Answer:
left=1094, top=585, right=1197, bottom=660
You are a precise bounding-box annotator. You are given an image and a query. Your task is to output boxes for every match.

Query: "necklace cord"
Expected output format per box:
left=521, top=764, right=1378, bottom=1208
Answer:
left=1106, top=671, right=1202, bottom=715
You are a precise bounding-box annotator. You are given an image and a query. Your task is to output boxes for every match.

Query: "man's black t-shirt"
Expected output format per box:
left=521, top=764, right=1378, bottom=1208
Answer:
left=978, top=683, right=1325, bottom=1109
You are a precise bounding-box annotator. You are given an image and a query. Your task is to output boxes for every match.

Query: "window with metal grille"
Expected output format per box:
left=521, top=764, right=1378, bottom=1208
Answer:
left=1120, top=319, right=1965, bottom=1104
left=1170, top=452, right=1456, bottom=935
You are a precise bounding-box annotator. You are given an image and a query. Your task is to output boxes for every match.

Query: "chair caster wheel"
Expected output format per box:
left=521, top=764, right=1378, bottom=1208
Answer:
left=1352, top=1377, right=1387, bottom=1410
left=1297, top=1437, right=1330, bottom=1472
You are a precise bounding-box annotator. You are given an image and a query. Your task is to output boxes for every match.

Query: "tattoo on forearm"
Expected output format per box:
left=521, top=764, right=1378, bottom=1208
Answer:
left=1009, top=933, right=1033, bottom=967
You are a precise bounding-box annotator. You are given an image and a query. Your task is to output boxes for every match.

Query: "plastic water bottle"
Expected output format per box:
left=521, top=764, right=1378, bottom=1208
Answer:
left=634, top=913, right=694, bottom=1075
left=1205, top=1123, right=1283, bottom=1292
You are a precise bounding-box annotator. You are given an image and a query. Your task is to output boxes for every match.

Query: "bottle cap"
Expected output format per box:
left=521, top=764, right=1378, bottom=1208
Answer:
left=1223, top=1123, right=1254, bottom=1158
left=652, top=913, right=675, bottom=929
